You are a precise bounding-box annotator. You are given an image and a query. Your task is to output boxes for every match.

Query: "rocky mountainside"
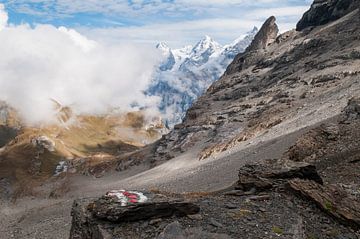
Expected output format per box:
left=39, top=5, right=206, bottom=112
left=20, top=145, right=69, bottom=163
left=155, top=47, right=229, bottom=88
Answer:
left=146, top=28, right=258, bottom=126
left=151, top=1, right=360, bottom=165
left=70, top=97, right=360, bottom=239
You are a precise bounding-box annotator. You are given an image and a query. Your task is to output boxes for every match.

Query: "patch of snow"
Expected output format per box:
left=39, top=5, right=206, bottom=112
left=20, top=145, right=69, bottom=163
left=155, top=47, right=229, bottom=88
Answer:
left=54, top=160, right=68, bottom=176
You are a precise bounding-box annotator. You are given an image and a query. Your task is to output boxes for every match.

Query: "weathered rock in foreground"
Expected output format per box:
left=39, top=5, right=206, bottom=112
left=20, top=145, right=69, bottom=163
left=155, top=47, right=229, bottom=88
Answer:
left=89, top=195, right=200, bottom=222
left=70, top=198, right=107, bottom=239
left=289, top=179, right=360, bottom=229
left=69, top=192, right=200, bottom=239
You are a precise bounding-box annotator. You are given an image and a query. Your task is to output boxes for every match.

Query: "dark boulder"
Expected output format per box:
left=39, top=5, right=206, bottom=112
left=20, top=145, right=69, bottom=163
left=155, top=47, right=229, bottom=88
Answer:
left=69, top=192, right=200, bottom=239
left=235, top=160, right=323, bottom=193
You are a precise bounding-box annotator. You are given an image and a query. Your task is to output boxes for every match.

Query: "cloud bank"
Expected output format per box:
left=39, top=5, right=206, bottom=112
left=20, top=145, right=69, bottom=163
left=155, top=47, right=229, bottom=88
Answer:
left=0, top=4, right=160, bottom=125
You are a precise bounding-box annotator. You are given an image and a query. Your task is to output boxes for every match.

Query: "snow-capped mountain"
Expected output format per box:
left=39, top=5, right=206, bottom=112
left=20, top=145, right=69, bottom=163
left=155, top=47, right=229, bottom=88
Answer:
left=147, top=27, right=258, bottom=126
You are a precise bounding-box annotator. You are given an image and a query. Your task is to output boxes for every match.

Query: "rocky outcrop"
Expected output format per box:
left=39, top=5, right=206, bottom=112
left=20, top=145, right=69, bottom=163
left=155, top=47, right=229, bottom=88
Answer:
left=296, top=0, right=360, bottom=31
left=246, top=16, right=279, bottom=52
left=225, top=16, right=278, bottom=75
left=70, top=192, right=200, bottom=239
left=289, top=179, right=360, bottom=229
left=89, top=195, right=200, bottom=222
left=235, top=160, right=323, bottom=193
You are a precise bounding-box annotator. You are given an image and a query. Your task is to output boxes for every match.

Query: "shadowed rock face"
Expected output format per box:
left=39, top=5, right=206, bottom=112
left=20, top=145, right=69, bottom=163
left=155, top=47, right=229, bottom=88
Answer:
left=296, top=0, right=360, bottom=31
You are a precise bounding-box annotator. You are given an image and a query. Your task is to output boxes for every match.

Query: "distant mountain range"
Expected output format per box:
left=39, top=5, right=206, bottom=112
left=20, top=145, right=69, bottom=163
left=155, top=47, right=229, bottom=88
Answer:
left=146, top=27, right=258, bottom=126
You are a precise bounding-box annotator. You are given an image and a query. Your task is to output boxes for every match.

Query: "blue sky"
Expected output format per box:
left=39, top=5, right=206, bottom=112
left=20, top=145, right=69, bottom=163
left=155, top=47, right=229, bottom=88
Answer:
left=1, top=0, right=312, bottom=47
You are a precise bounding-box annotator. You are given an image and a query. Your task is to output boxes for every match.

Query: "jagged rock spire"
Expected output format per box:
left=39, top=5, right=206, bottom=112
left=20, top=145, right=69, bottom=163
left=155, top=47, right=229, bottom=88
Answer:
left=246, top=16, right=279, bottom=52
left=225, top=16, right=278, bottom=75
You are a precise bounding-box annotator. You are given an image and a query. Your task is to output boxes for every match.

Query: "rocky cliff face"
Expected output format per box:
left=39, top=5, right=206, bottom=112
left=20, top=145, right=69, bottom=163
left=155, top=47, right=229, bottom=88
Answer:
left=150, top=1, right=360, bottom=165
left=297, top=0, right=360, bottom=31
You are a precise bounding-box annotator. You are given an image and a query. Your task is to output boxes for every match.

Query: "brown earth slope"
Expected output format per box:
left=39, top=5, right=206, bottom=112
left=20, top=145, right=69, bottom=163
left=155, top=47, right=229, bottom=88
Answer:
left=0, top=107, right=166, bottom=200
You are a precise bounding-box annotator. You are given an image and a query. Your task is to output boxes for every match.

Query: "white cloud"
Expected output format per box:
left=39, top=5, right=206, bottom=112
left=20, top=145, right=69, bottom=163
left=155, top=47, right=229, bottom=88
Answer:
left=80, top=7, right=306, bottom=48
left=0, top=4, right=8, bottom=30
left=0, top=5, right=161, bottom=125
left=175, top=0, right=278, bottom=6
left=4, top=1, right=311, bottom=46
left=245, top=6, right=309, bottom=18
left=81, top=18, right=263, bottom=47
left=58, top=26, right=97, bottom=52
left=5, top=0, right=309, bottom=19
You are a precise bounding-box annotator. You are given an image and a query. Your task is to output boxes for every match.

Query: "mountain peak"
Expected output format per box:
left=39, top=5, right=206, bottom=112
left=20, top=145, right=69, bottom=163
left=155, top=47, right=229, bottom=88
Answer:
left=192, top=35, right=221, bottom=54
left=156, top=42, right=170, bottom=51
left=202, top=35, right=213, bottom=41
left=198, top=35, right=219, bottom=45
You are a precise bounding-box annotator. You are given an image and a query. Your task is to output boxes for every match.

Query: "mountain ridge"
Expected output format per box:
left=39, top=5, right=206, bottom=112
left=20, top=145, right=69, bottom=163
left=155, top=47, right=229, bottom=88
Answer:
left=147, top=28, right=258, bottom=126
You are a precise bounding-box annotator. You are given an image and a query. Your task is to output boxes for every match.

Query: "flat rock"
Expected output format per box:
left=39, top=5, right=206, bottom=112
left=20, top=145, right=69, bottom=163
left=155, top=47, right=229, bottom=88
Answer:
left=88, top=193, right=200, bottom=222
